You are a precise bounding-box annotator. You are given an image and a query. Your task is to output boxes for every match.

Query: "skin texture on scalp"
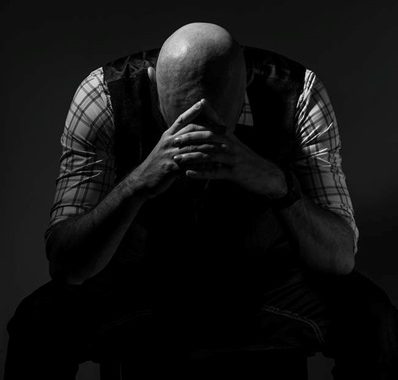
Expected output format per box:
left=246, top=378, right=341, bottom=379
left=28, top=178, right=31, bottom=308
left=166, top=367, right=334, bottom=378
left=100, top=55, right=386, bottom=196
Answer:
left=155, top=22, right=247, bottom=131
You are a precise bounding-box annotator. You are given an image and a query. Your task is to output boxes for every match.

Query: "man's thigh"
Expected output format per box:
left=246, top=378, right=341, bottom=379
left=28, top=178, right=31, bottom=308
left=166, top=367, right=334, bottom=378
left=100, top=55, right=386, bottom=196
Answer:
left=8, top=267, right=394, bottom=362
left=7, top=280, right=151, bottom=359
left=250, top=266, right=398, bottom=359
left=182, top=265, right=330, bottom=353
left=242, top=266, right=333, bottom=352
left=6, top=280, right=98, bottom=362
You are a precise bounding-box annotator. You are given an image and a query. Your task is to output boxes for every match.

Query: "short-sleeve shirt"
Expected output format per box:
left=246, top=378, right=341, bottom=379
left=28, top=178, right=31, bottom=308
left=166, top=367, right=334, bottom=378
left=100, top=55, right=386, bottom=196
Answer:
left=45, top=67, right=359, bottom=253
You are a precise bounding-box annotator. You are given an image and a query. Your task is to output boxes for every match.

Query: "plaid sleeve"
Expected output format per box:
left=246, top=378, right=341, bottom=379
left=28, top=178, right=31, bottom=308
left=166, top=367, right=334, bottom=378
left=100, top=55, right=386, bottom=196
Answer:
left=293, top=69, right=359, bottom=254
left=44, top=67, right=116, bottom=241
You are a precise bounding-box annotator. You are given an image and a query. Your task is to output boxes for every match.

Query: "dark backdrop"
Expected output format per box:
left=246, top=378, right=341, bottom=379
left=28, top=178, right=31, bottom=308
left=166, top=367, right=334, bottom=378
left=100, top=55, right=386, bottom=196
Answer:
left=1, top=1, right=397, bottom=378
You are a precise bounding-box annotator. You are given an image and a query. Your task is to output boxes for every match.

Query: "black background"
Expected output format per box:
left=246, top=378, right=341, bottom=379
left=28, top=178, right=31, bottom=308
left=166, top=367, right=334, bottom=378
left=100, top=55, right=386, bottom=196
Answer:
left=1, top=1, right=398, bottom=378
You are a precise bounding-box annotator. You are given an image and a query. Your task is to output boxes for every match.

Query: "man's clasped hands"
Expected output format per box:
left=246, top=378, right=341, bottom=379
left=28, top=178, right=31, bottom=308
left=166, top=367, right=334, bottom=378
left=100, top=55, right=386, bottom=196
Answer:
left=130, top=99, right=286, bottom=200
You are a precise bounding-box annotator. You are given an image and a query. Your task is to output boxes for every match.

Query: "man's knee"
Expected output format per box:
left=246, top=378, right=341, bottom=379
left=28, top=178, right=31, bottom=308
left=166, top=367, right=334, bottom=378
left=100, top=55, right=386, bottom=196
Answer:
left=328, top=270, right=398, bottom=350
left=7, top=280, right=83, bottom=337
left=348, top=270, right=396, bottom=319
left=4, top=281, right=88, bottom=379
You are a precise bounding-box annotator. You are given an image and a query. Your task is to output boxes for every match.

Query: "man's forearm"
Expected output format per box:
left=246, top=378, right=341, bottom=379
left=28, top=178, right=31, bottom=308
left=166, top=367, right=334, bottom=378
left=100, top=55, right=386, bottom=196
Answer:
left=46, top=173, right=147, bottom=285
left=276, top=194, right=355, bottom=275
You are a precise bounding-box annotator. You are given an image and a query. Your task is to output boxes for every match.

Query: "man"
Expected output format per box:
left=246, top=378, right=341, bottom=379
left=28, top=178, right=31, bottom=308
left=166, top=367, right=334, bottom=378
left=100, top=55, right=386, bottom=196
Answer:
left=4, top=22, right=398, bottom=379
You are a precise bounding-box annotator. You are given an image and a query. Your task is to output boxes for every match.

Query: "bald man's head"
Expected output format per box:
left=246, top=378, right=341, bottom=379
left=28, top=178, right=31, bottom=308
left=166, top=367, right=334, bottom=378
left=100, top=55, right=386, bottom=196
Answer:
left=152, top=22, right=246, bottom=132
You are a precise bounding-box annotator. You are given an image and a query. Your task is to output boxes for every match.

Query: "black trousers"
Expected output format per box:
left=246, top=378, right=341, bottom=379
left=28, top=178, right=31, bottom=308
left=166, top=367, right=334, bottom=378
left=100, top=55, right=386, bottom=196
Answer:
left=4, top=265, right=398, bottom=380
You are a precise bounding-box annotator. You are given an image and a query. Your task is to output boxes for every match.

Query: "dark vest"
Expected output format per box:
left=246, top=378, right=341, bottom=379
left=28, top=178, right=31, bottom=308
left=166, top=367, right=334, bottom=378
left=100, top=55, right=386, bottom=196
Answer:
left=91, top=46, right=306, bottom=318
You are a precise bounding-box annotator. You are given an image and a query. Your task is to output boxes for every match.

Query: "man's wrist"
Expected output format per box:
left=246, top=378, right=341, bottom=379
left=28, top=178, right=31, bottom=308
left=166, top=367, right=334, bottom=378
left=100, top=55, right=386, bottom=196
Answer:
left=118, top=173, right=150, bottom=204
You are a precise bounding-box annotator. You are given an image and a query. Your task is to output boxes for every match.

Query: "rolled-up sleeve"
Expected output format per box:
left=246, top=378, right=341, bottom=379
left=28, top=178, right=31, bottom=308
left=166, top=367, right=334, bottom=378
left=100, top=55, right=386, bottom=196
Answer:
left=44, top=68, right=116, bottom=242
left=293, top=69, right=359, bottom=254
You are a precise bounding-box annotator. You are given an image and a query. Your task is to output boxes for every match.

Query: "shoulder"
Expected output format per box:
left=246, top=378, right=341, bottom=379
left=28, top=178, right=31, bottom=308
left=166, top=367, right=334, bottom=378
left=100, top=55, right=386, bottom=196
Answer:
left=72, top=67, right=112, bottom=112
left=242, top=45, right=306, bottom=85
left=64, top=67, right=114, bottom=147
left=296, top=68, right=336, bottom=130
left=242, top=45, right=305, bottom=68
left=103, top=47, right=160, bottom=83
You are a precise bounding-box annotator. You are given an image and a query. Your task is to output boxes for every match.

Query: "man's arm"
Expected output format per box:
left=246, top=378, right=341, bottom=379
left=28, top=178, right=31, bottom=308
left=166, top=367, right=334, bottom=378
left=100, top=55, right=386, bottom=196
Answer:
left=272, top=71, right=358, bottom=274
left=47, top=178, right=148, bottom=284
left=275, top=181, right=356, bottom=275
left=177, top=139, right=355, bottom=275
left=174, top=73, right=358, bottom=275
left=45, top=68, right=146, bottom=285
left=46, top=72, right=209, bottom=284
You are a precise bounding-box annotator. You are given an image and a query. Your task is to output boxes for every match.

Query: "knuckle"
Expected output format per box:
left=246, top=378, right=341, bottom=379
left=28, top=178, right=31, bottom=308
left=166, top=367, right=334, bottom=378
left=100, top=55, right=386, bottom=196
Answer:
left=221, top=143, right=228, bottom=151
left=168, top=136, right=179, bottom=149
left=176, top=115, right=184, bottom=125
left=162, top=160, right=177, bottom=172
left=180, top=134, right=190, bottom=142
left=174, top=136, right=184, bottom=147
left=163, top=136, right=172, bottom=146
left=171, top=147, right=180, bottom=156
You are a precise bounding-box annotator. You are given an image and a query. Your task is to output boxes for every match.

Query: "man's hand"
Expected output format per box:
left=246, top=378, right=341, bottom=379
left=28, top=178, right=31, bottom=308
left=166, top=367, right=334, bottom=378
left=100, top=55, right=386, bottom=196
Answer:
left=172, top=100, right=287, bottom=199
left=127, top=98, right=220, bottom=199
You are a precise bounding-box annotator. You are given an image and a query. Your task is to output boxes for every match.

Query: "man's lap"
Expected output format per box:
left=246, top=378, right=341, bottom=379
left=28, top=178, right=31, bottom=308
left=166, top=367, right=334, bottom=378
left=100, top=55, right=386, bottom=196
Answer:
left=7, top=265, right=394, bottom=363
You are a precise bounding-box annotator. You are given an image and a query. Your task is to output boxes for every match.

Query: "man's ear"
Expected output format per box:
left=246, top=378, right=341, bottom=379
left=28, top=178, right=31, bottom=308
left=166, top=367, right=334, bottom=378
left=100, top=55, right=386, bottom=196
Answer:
left=147, top=66, right=167, bottom=125
left=147, top=66, right=160, bottom=106
left=147, top=66, right=156, bottom=87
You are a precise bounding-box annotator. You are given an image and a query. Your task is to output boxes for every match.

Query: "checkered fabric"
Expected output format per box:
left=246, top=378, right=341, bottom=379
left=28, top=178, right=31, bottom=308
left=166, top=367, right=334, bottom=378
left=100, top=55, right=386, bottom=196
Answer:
left=45, top=67, right=359, bottom=253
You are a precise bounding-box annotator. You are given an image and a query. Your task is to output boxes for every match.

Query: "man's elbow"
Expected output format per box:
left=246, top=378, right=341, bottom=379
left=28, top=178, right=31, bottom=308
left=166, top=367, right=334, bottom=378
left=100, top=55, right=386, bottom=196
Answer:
left=46, top=239, right=98, bottom=286
left=48, top=259, right=86, bottom=286
left=305, top=243, right=355, bottom=275
left=46, top=229, right=86, bottom=286
left=333, top=252, right=355, bottom=275
left=327, top=237, right=356, bottom=275
left=332, top=229, right=357, bottom=275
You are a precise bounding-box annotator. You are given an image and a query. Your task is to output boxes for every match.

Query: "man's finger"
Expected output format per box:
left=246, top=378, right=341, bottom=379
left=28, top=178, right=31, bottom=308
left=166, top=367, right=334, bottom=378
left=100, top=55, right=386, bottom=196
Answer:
left=185, top=166, right=232, bottom=180
left=176, top=143, right=223, bottom=155
left=173, top=131, right=225, bottom=147
left=173, top=152, right=210, bottom=164
left=173, top=123, right=208, bottom=137
left=167, top=99, right=205, bottom=135
left=173, top=151, right=233, bottom=166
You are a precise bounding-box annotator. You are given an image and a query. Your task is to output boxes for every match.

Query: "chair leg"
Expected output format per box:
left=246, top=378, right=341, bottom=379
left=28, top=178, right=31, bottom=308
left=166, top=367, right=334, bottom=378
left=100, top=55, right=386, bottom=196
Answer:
left=99, top=351, right=309, bottom=380
left=99, top=360, right=122, bottom=380
left=190, top=350, right=309, bottom=380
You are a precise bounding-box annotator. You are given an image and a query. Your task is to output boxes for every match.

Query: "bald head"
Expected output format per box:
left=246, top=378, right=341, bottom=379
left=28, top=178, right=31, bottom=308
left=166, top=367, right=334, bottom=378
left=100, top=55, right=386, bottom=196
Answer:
left=153, top=22, right=246, bottom=131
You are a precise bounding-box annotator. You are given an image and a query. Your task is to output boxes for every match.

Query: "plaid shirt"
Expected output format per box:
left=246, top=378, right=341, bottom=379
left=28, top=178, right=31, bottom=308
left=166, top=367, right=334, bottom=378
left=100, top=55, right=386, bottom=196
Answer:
left=45, top=66, right=359, bottom=253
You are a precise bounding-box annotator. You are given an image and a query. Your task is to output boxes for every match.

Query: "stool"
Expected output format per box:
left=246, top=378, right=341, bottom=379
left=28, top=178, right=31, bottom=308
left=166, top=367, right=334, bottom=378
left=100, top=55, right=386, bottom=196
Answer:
left=98, top=347, right=311, bottom=379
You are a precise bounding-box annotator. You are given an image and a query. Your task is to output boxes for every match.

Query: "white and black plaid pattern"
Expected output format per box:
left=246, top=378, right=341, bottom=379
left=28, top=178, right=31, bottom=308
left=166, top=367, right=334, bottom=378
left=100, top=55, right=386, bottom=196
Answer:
left=45, top=67, right=359, bottom=253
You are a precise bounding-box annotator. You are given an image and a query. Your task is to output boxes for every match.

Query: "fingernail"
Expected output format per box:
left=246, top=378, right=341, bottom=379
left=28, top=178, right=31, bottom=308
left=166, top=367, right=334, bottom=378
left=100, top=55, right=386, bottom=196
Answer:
left=173, top=155, right=181, bottom=161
